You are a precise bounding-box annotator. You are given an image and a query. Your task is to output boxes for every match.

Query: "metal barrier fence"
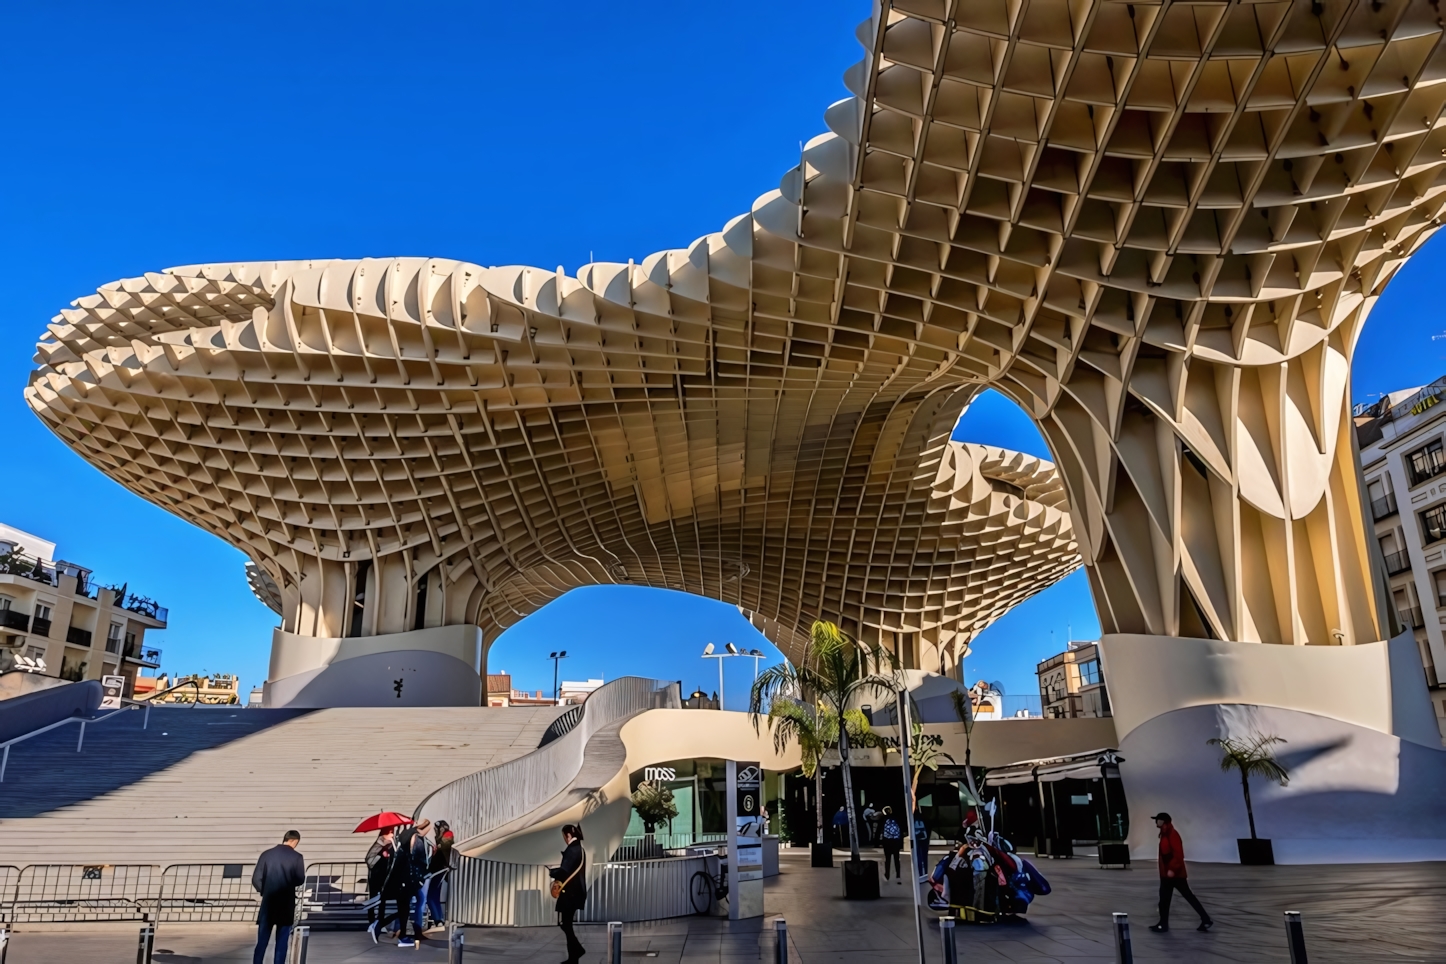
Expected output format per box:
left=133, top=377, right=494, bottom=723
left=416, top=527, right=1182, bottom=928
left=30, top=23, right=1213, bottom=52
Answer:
left=11, top=864, right=160, bottom=923
left=449, top=853, right=708, bottom=927
left=0, top=861, right=366, bottom=926
left=301, top=862, right=371, bottom=926
left=157, top=863, right=257, bottom=923
left=414, top=677, right=679, bottom=847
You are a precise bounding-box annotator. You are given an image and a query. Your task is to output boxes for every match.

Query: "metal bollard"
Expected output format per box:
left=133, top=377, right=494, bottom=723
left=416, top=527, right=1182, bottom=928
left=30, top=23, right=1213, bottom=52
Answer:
left=775, top=917, right=788, bottom=964
left=1112, top=912, right=1133, bottom=964
left=1284, top=911, right=1309, bottom=964
left=448, top=922, right=465, bottom=964
left=607, top=921, right=623, bottom=963
left=290, top=925, right=310, bottom=964
left=77, top=720, right=86, bottom=752
left=135, top=920, right=155, bottom=964
left=940, top=916, right=958, bottom=964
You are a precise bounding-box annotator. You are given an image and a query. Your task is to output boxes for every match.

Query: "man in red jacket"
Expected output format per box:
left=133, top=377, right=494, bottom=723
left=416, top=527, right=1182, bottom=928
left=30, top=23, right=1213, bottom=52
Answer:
left=1149, top=813, right=1213, bottom=933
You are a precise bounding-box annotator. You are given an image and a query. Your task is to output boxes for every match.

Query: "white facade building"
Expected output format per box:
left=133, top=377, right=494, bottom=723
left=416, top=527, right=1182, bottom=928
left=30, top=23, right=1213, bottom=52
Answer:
left=1356, top=379, right=1446, bottom=737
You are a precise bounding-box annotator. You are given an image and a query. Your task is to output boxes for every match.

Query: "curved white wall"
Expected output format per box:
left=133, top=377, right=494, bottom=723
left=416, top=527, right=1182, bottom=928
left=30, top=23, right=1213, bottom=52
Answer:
left=264, top=625, right=483, bottom=708
left=1100, top=632, right=1446, bottom=863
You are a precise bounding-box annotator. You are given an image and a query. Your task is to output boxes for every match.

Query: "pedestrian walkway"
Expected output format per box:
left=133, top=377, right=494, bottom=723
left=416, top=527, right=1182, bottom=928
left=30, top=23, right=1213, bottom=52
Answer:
left=5, top=850, right=1443, bottom=962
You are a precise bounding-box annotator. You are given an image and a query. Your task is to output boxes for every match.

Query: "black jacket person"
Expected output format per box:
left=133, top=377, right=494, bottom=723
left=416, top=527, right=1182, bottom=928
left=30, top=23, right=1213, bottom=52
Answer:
left=251, top=831, right=305, bottom=964
left=548, top=825, right=589, bottom=963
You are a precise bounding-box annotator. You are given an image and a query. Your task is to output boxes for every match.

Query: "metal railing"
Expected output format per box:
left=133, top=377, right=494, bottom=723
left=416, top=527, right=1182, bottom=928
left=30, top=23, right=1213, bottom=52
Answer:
left=65, top=626, right=92, bottom=647
left=1408, top=444, right=1446, bottom=486
left=1384, top=550, right=1411, bottom=575
left=0, top=609, right=28, bottom=632
left=0, top=687, right=204, bottom=782
left=0, top=862, right=359, bottom=925
left=157, top=863, right=258, bottom=923
left=414, top=677, right=679, bottom=846
left=301, top=862, right=371, bottom=925
left=539, top=704, right=584, bottom=746
left=10, top=864, right=160, bottom=923
left=1371, top=491, right=1398, bottom=519
left=448, top=853, right=708, bottom=927
left=615, top=832, right=725, bottom=858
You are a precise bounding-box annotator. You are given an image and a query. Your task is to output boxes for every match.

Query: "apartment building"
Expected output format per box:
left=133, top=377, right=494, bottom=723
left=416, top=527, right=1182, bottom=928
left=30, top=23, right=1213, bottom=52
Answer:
left=1355, top=378, right=1446, bottom=736
left=0, top=522, right=166, bottom=695
left=1036, top=640, right=1110, bottom=720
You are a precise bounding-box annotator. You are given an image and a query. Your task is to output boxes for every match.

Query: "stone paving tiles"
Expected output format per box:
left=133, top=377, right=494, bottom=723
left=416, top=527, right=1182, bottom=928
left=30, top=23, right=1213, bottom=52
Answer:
left=4, top=850, right=1443, bottom=962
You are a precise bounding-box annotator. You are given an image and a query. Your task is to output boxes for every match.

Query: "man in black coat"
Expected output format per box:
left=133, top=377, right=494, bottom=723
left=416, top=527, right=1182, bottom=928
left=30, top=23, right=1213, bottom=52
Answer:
left=251, top=831, right=305, bottom=964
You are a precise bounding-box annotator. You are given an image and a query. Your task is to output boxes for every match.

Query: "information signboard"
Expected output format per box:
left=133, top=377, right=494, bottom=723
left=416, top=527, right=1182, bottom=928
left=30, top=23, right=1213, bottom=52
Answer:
left=726, top=759, right=764, bottom=919
left=100, top=675, right=126, bottom=709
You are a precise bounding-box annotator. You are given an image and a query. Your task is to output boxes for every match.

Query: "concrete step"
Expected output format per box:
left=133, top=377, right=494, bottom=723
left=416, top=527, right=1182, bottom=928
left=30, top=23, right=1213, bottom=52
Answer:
left=0, top=704, right=564, bottom=867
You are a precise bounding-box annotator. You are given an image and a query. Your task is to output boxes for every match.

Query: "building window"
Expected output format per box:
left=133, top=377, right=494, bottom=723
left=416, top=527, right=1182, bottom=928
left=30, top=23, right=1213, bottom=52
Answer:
left=1422, top=504, right=1446, bottom=545
left=1079, top=659, right=1101, bottom=686
left=105, top=623, right=122, bottom=654
left=1407, top=440, right=1446, bottom=486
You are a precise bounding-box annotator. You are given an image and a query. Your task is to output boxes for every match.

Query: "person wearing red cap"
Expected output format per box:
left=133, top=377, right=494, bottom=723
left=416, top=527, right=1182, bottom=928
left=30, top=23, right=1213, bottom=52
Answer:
left=1149, top=813, right=1213, bottom=933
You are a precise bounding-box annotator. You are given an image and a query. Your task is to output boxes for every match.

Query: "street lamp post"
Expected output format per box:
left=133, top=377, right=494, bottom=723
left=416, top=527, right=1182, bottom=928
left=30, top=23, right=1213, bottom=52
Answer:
left=549, top=651, right=568, bottom=704
left=701, top=644, right=769, bottom=710
left=701, top=643, right=726, bottom=709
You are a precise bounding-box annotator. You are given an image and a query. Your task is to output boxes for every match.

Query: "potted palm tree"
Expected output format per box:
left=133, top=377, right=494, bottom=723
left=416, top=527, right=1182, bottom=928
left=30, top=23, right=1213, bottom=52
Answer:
left=751, top=619, right=898, bottom=899
left=1207, top=734, right=1289, bottom=865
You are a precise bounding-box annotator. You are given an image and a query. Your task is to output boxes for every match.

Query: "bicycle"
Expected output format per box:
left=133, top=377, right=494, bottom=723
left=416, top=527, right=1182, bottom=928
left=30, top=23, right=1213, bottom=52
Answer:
left=689, top=861, right=729, bottom=915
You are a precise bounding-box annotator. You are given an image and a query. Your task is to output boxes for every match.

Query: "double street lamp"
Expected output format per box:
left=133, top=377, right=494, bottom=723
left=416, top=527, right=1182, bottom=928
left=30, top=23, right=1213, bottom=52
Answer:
left=700, top=642, right=766, bottom=709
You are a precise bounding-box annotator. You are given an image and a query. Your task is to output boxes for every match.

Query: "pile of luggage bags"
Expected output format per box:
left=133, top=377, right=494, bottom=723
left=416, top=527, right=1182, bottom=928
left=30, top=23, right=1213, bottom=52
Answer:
left=926, top=828, right=1051, bottom=924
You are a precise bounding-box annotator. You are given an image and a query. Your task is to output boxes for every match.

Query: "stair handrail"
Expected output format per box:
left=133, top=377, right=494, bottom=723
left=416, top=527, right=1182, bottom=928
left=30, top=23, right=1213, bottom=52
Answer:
left=128, top=678, right=203, bottom=705
left=413, top=676, right=679, bottom=848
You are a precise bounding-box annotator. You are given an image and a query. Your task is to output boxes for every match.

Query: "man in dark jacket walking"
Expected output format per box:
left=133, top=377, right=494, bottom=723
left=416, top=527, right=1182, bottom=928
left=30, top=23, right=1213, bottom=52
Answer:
left=1149, top=813, right=1213, bottom=933
left=251, top=831, right=305, bottom=964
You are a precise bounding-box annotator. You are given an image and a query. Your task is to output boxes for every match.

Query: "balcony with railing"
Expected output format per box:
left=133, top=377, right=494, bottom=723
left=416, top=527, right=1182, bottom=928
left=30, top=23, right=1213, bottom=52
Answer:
left=123, top=639, right=162, bottom=668
left=1399, top=606, right=1426, bottom=630
left=122, top=594, right=168, bottom=624
left=1408, top=444, right=1446, bottom=487
left=65, top=626, right=92, bottom=647
left=1371, top=491, right=1399, bottom=520
left=30, top=617, right=51, bottom=637
left=1384, top=550, right=1412, bottom=575
left=0, top=608, right=30, bottom=632
left=0, top=550, right=58, bottom=587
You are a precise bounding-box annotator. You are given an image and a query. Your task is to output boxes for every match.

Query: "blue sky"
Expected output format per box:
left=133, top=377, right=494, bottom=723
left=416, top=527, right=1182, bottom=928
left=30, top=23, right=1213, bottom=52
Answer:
left=2, top=2, right=1443, bottom=704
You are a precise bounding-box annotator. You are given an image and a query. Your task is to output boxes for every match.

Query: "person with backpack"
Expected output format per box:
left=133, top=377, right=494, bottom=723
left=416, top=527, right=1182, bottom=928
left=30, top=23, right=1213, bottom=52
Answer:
left=879, top=806, right=904, bottom=882
left=1149, top=813, right=1213, bottom=933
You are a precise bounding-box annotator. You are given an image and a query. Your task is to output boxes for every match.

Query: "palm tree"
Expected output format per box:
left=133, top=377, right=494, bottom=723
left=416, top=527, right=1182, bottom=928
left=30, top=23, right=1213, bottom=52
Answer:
left=886, top=719, right=953, bottom=803
left=757, top=697, right=871, bottom=846
left=1207, top=734, right=1289, bottom=839
left=949, top=689, right=983, bottom=818
left=750, top=620, right=898, bottom=863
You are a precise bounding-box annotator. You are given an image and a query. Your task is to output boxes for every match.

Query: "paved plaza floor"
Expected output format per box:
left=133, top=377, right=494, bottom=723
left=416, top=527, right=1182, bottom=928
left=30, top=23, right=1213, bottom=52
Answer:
left=6, top=849, right=1443, bottom=963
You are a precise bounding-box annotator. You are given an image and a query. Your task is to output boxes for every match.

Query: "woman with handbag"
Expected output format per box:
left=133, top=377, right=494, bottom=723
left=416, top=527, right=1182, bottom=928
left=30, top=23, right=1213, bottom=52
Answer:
left=548, top=824, right=588, bottom=963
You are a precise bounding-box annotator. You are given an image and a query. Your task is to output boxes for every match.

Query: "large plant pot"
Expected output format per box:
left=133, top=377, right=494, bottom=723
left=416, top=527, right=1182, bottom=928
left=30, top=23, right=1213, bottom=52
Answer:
left=1237, top=838, right=1275, bottom=865
left=1039, top=837, right=1074, bottom=858
left=842, top=859, right=879, bottom=899
left=810, top=842, right=834, bottom=867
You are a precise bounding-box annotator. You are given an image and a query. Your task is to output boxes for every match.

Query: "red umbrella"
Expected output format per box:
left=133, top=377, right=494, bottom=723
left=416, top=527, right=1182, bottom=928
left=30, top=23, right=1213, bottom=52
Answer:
left=353, top=811, right=414, bottom=834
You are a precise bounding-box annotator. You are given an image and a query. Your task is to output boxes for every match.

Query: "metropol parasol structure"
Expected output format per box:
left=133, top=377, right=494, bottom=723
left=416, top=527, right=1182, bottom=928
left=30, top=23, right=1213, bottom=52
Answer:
left=24, top=0, right=1446, bottom=857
